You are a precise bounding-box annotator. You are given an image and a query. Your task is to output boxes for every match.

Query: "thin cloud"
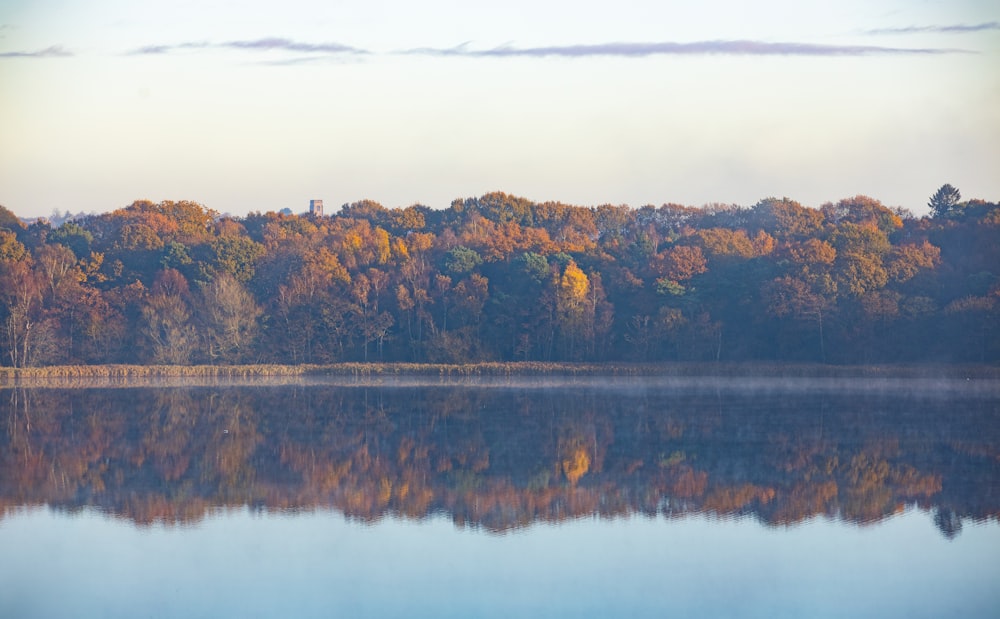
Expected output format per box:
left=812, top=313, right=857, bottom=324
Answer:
left=405, top=40, right=969, bottom=58
left=129, top=42, right=209, bottom=55
left=0, top=45, right=72, bottom=58
left=222, top=38, right=366, bottom=54
left=865, top=21, right=1000, bottom=35
left=127, top=38, right=367, bottom=56
left=131, top=45, right=172, bottom=55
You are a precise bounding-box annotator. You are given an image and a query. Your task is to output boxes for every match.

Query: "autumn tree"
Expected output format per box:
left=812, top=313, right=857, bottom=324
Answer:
left=555, top=261, right=592, bottom=359
left=0, top=259, right=55, bottom=366
left=198, top=272, right=262, bottom=363
left=763, top=238, right=838, bottom=361
left=350, top=269, right=395, bottom=361
left=0, top=230, right=26, bottom=264
left=270, top=247, right=352, bottom=363
left=0, top=204, right=24, bottom=233
left=140, top=269, right=198, bottom=364
left=750, top=197, right=825, bottom=240
left=31, top=243, right=92, bottom=361
left=822, top=195, right=901, bottom=238
left=652, top=245, right=708, bottom=294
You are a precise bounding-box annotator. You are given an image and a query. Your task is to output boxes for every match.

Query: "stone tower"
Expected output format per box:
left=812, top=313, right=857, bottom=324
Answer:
left=309, top=199, right=324, bottom=217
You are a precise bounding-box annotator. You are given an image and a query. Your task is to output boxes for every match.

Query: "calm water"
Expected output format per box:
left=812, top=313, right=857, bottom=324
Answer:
left=1, top=376, right=998, bottom=618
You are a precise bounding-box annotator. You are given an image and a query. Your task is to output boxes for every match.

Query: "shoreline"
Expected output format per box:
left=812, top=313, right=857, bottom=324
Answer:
left=2, top=361, right=999, bottom=387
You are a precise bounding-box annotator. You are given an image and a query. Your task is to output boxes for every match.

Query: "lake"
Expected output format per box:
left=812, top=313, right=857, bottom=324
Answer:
left=1, top=375, right=998, bottom=618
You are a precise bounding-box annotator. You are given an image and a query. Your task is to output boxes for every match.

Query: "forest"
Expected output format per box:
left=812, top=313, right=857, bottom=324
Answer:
left=0, top=186, right=997, bottom=367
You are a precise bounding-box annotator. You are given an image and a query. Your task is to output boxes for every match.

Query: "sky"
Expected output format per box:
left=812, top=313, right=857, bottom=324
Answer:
left=1, top=0, right=998, bottom=219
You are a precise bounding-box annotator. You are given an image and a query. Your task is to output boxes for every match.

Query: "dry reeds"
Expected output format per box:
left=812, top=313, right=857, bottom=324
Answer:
left=3, top=361, right=998, bottom=387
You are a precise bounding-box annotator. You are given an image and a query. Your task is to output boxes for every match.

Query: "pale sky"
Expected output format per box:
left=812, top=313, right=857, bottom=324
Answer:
left=1, top=0, right=998, bottom=219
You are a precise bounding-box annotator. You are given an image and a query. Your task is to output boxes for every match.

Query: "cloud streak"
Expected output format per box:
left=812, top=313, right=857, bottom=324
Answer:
left=865, top=21, right=1000, bottom=35
left=129, top=41, right=210, bottom=55
left=222, top=38, right=365, bottom=54
left=23, top=37, right=967, bottom=61
left=0, top=45, right=72, bottom=58
left=127, top=38, right=367, bottom=56
left=405, top=40, right=970, bottom=58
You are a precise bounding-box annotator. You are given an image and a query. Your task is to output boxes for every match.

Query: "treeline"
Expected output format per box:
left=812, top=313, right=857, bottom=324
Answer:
left=0, top=187, right=997, bottom=366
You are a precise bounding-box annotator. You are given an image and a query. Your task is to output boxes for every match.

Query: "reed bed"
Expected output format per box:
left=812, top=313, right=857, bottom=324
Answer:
left=2, top=361, right=998, bottom=386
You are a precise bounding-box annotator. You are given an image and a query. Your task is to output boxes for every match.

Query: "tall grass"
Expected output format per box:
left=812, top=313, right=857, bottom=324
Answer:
left=2, top=361, right=998, bottom=386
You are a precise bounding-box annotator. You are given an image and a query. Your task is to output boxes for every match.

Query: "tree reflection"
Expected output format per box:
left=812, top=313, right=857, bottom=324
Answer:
left=0, top=383, right=996, bottom=537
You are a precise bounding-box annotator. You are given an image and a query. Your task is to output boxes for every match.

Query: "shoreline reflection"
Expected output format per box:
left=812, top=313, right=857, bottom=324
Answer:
left=2, top=382, right=997, bottom=537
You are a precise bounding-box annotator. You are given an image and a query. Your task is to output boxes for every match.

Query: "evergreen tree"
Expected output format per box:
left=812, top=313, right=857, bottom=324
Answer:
left=928, top=184, right=961, bottom=218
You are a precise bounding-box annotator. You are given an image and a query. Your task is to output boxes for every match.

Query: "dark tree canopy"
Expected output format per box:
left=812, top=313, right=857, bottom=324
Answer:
left=929, top=184, right=962, bottom=218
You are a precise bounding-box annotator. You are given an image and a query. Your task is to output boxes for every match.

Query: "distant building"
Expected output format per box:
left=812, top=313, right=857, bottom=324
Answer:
left=309, top=199, right=324, bottom=217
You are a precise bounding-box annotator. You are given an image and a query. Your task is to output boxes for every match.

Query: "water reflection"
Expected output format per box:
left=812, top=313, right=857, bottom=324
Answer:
left=2, top=379, right=997, bottom=536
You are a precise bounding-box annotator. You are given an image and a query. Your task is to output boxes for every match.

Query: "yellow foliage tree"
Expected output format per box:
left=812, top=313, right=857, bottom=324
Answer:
left=560, top=261, right=589, bottom=303
left=562, top=447, right=591, bottom=485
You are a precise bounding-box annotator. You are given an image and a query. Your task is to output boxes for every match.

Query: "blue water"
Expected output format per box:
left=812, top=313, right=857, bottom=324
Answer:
left=2, top=506, right=997, bottom=618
